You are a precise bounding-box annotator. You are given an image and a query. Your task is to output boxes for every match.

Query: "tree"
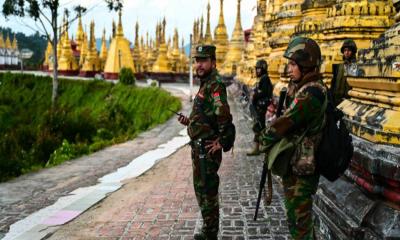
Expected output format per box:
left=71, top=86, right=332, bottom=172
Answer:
left=2, top=0, right=123, bottom=107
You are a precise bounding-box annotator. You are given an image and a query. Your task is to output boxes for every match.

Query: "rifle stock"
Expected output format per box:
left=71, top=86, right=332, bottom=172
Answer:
left=253, top=87, right=287, bottom=221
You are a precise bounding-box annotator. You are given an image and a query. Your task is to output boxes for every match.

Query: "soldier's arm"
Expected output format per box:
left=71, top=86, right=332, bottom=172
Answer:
left=260, top=87, right=324, bottom=147
left=210, top=82, right=233, bottom=149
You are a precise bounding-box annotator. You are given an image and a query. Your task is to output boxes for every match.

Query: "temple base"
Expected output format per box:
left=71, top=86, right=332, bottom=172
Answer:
left=314, top=175, right=400, bottom=239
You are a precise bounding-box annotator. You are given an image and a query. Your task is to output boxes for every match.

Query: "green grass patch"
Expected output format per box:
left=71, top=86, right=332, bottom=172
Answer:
left=0, top=72, right=181, bottom=182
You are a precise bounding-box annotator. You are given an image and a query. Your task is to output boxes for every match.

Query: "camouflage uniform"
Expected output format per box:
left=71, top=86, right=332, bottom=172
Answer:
left=332, top=39, right=359, bottom=107
left=260, top=37, right=326, bottom=240
left=251, top=60, right=273, bottom=143
left=188, top=45, right=234, bottom=239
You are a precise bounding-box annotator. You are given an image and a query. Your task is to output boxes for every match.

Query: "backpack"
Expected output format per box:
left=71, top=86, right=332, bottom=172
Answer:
left=315, top=93, right=353, bottom=181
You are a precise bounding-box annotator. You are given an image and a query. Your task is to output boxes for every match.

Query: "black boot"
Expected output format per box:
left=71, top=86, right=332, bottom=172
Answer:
left=194, top=232, right=207, bottom=240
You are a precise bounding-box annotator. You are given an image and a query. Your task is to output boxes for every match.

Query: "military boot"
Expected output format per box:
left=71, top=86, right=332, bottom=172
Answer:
left=194, top=230, right=218, bottom=240
left=246, top=142, right=260, bottom=156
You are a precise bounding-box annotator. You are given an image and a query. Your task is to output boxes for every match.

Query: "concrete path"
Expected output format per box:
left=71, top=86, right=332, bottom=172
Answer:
left=46, top=84, right=290, bottom=240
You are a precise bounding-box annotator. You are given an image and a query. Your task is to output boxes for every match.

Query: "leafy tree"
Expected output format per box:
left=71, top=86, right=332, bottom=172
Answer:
left=2, top=0, right=123, bottom=107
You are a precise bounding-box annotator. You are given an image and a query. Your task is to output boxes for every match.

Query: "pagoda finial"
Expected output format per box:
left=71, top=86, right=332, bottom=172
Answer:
left=204, top=0, right=213, bottom=44
left=116, top=10, right=124, bottom=37
left=135, top=21, right=139, bottom=48
left=200, top=15, right=204, bottom=43
left=112, top=20, right=116, bottom=38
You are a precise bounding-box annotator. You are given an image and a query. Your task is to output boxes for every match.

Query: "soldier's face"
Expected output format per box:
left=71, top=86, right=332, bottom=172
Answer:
left=343, top=48, right=353, bottom=60
left=195, top=57, right=214, bottom=77
left=256, top=67, right=262, bottom=77
left=287, top=60, right=302, bottom=82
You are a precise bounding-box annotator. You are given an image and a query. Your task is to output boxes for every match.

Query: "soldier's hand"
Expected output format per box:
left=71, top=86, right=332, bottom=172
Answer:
left=178, top=114, right=189, bottom=126
left=205, top=137, right=222, bottom=154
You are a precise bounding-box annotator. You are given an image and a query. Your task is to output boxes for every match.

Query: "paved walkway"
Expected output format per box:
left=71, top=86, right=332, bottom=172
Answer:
left=48, top=85, right=290, bottom=240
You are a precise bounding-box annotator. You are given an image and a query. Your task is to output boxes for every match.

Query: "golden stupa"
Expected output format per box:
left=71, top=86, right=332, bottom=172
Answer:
left=0, top=33, right=4, bottom=49
left=5, top=34, right=11, bottom=49
left=214, top=0, right=229, bottom=68
left=132, top=21, right=142, bottom=72
left=104, top=11, right=136, bottom=79
left=204, top=1, right=213, bottom=45
left=43, top=40, right=53, bottom=70
left=75, top=16, right=85, bottom=51
left=80, top=21, right=101, bottom=77
left=152, top=18, right=172, bottom=73
left=221, top=0, right=244, bottom=76
left=99, top=29, right=108, bottom=70
left=58, top=18, right=79, bottom=75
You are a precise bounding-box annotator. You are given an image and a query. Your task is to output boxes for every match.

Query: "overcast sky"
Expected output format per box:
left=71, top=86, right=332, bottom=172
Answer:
left=0, top=0, right=257, bottom=45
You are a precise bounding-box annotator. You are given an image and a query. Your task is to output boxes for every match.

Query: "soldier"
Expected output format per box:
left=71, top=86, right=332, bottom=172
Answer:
left=177, top=44, right=235, bottom=240
left=247, top=59, right=273, bottom=156
left=331, top=39, right=359, bottom=106
left=259, top=37, right=327, bottom=240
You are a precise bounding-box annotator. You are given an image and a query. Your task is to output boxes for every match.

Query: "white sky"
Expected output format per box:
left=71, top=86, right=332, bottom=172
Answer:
left=0, top=0, right=257, bottom=45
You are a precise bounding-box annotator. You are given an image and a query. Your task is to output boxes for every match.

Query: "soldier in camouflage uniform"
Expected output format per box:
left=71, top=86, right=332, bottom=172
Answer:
left=260, top=37, right=327, bottom=240
left=177, top=44, right=235, bottom=240
left=331, top=39, right=360, bottom=106
left=247, top=59, right=273, bottom=156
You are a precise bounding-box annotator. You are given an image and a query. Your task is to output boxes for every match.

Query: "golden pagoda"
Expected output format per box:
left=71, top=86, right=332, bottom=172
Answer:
left=204, top=1, right=213, bottom=45
left=5, top=34, right=11, bottom=49
left=79, top=32, right=88, bottom=67
left=152, top=18, right=172, bottom=73
left=222, top=0, right=244, bottom=75
left=199, top=16, right=204, bottom=44
left=99, top=29, right=108, bottom=69
left=58, top=18, right=79, bottom=75
left=214, top=0, right=229, bottom=68
left=11, top=34, right=18, bottom=49
left=0, top=33, right=4, bottom=49
left=75, top=16, right=84, bottom=51
left=56, top=28, right=62, bottom=64
left=237, top=0, right=267, bottom=86
left=139, top=35, right=148, bottom=72
left=80, top=21, right=101, bottom=77
left=0, top=33, right=4, bottom=48
left=104, top=11, right=135, bottom=79
left=180, top=38, right=189, bottom=73
left=132, top=21, right=142, bottom=72
left=171, top=29, right=181, bottom=72
left=43, top=40, right=53, bottom=70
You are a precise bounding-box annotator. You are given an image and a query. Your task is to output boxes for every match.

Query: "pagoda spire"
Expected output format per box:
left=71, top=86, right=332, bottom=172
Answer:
left=199, top=15, right=204, bottom=44
left=204, top=0, right=213, bottom=44
left=0, top=33, right=5, bottom=48
left=100, top=28, right=108, bottom=62
left=117, top=11, right=124, bottom=37
left=233, top=0, right=243, bottom=37
left=5, top=33, right=12, bottom=49
left=222, top=0, right=244, bottom=75
left=214, top=0, right=229, bottom=67
left=76, top=15, right=84, bottom=50
left=134, top=21, right=139, bottom=48
left=12, top=34, right=18, bottom=49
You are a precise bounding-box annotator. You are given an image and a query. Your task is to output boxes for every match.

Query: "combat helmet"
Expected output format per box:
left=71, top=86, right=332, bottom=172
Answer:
left=340, top=39, right=357, bottom=54
left=255, top=59, right=268, bottom=73
left=283, top=37, right=321, bottom=68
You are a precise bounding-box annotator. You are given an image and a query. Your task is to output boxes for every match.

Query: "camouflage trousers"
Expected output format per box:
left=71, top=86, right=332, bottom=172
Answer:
left=191, top=142, right=222, bottom=237
left=252, top=109, right=266, bottom=143
left=282, top=173, right=320, bottom=240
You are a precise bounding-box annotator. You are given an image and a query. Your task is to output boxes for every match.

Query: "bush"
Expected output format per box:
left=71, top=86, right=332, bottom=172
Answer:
left=119, top=67, right=135, bottom=85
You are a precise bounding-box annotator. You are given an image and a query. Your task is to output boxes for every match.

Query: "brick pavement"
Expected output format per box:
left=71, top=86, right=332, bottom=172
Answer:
left=50, top=93, right=290, bottom=240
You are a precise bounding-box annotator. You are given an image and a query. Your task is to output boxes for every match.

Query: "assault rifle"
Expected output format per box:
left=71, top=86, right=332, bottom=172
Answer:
left=253, top=87, right=287, bottom=221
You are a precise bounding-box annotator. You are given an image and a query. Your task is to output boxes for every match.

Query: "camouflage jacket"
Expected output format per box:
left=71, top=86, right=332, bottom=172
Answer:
left=260, top=72, right=327, bottom=175
left=252, top=73, right=273, bottom=110
left=188, top=69, right=234, bottom=150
